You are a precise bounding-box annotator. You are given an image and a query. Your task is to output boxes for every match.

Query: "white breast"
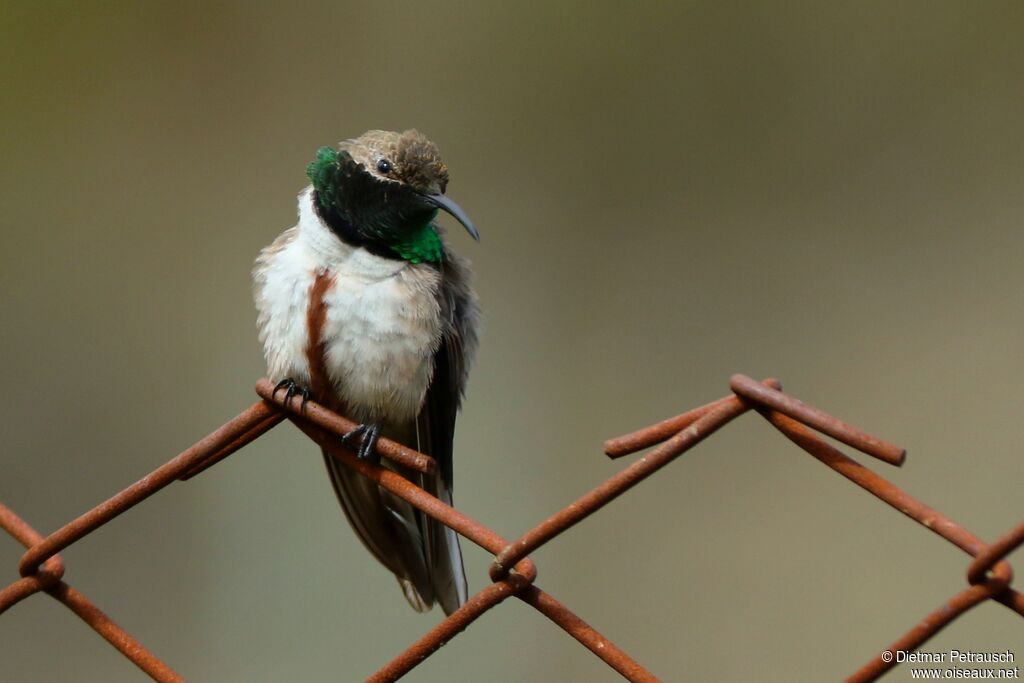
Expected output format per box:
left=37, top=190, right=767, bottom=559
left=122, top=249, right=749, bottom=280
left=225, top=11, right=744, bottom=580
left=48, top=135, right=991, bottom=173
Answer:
left=254, top=188, right=443, bottom=422
left=323, top=251, right=442, bottom=421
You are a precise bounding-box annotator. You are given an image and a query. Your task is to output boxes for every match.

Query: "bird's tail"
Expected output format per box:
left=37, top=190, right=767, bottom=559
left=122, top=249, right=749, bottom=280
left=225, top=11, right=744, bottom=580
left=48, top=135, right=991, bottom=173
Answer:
left=322, top=448, right=468, bottom=615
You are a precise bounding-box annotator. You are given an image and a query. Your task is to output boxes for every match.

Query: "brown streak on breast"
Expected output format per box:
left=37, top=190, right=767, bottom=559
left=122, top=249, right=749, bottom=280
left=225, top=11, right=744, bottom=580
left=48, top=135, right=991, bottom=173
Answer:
left=305, top=269, right=344, bottom=413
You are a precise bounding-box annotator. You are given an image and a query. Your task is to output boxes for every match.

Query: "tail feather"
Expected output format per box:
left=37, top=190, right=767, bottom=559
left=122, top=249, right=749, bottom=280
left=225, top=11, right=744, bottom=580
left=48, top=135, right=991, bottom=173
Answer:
left=419, top=472, right=468, bottom=614
left=322, top=450, right=436, bottom=611
left=398, top=578, right=430, bottom=613
left=321, top=394, right=469, bottom=615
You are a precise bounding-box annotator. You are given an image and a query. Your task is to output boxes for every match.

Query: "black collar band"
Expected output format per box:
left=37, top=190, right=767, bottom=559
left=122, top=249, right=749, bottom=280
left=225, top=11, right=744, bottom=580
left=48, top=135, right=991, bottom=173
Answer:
left=311, top=190, right=404, bottom=262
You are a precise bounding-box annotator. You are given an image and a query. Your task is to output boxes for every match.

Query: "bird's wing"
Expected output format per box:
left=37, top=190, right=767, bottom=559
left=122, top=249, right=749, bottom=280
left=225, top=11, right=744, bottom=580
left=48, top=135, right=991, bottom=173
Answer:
left=413, top=244, right=480, bottom=614
left=424, top=244, right=480, bottom=487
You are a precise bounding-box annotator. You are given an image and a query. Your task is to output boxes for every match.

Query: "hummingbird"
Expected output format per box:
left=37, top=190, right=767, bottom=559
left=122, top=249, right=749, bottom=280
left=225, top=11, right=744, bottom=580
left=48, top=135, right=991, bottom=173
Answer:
left=253, top=129, right=480, bottom=615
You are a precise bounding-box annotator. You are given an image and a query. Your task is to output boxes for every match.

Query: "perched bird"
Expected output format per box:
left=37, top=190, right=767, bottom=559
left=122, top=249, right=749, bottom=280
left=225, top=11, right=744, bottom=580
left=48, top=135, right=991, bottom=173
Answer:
left=253, top=129, right=480, bottom=615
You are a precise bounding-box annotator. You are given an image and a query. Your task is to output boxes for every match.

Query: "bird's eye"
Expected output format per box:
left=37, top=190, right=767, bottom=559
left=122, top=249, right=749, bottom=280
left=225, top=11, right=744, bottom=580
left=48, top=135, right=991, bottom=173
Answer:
left=377, top=159, right=393, bottom=174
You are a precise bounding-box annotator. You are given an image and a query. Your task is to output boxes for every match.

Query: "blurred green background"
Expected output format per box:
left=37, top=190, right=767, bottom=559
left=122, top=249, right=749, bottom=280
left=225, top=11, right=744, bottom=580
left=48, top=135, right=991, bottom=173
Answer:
left=2, top=2, right=1023, bottom=681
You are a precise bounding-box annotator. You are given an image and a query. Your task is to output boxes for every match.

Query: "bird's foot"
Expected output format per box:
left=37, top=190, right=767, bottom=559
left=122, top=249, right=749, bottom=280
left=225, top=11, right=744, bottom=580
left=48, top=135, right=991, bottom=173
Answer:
left=272, top=378, right=312, bottom=411
left=341, top=423, right=382, bottom=462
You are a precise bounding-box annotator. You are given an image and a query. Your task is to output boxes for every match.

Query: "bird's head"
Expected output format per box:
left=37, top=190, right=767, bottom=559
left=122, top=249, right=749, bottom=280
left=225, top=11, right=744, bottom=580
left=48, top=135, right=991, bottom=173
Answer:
left=306, top=129, right=478, bottom=264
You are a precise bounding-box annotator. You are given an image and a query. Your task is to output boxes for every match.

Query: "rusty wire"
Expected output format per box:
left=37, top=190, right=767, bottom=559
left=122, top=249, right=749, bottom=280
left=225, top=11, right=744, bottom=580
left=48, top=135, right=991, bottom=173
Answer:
left=1, top=374, right=1020, bottom=681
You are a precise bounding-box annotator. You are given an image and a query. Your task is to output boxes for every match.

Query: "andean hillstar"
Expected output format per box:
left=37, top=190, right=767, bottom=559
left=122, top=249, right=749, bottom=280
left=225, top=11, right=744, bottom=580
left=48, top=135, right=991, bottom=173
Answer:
left=253, top=129, right=480, bottom=614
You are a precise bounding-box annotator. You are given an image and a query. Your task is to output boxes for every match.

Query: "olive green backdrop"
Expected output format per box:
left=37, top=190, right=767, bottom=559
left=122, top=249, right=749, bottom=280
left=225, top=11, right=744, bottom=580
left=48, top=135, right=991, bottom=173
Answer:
left=2, top=2, right=1022, bottom=681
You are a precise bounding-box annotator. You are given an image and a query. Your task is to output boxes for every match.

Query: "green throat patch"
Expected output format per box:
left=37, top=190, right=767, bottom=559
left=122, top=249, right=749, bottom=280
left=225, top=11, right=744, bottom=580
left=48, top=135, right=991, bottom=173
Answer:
left=390, top=221, right=443, bottom=264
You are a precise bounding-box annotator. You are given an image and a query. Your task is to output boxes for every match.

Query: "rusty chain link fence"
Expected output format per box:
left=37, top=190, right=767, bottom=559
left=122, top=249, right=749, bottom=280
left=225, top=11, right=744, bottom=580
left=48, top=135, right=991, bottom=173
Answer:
left=2, top=374, right=1021, bottom=681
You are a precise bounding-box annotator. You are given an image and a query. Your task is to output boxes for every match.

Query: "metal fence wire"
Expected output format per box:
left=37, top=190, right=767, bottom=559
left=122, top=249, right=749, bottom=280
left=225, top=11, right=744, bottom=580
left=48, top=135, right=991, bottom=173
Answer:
left=2, top=374, right=1022, bottom=681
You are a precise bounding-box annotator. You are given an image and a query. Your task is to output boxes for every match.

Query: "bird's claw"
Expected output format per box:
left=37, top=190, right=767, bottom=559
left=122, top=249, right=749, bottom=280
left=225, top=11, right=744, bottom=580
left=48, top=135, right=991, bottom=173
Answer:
left=272, top=378, right=312, bottom=411
left=341, top=423, right=382, bottom=462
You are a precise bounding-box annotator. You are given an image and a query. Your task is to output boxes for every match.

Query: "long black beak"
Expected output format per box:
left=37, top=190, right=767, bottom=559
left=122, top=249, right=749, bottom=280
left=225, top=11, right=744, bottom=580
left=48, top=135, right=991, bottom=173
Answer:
left=424, top=193, right=480, bottom=241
